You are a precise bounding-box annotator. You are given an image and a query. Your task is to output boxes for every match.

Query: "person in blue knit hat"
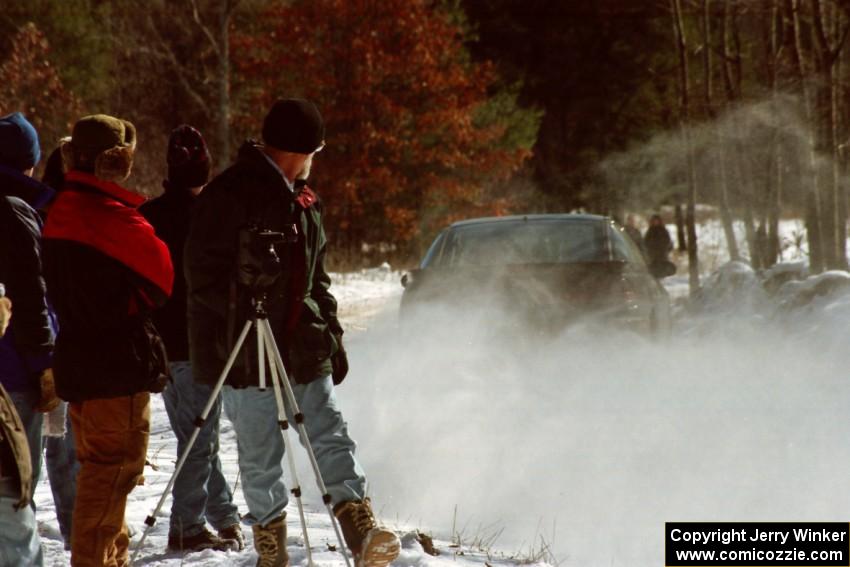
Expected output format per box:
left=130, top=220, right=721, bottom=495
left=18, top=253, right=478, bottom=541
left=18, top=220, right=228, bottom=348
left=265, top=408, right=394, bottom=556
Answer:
left=0, top=111, right=61, bottom=567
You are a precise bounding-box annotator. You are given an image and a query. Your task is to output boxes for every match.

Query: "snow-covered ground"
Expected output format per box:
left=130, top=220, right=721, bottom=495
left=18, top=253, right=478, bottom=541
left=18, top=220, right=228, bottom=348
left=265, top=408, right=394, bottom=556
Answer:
left=34, top=221, right=850, bottom=566
left=37, top=266, right=530, bottom=567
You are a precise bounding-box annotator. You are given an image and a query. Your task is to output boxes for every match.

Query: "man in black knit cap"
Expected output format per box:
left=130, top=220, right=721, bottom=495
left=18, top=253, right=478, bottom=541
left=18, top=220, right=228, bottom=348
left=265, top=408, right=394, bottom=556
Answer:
left=185, top=99, right=399, bottom=567
left=141, top=125, right=243, bottom=553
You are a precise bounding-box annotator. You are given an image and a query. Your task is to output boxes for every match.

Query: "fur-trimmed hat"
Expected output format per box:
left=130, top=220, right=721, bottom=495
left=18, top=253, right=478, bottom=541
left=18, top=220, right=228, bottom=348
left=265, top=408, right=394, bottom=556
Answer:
left=62, top=114, right=136, bottom=182
left=262, top=98, right=325, bottom=154
left=165, top=125, right=211, bottom=190
left=0, top=112, right=41, bottom=171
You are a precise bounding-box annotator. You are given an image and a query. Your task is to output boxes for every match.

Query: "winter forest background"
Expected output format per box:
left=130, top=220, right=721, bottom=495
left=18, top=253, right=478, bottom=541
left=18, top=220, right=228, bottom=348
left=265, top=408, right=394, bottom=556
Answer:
left=4, top=0, right=850, bottom=282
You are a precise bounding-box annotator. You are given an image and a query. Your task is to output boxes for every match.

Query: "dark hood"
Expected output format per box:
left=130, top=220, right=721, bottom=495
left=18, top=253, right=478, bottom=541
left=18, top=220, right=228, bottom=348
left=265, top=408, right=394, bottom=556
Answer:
left=0, top=164, right=55, bottom=210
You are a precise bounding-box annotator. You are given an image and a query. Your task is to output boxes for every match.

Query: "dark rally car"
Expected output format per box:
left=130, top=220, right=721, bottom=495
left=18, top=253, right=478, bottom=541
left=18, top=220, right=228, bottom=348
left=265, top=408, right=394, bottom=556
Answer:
left=400, top=214, right=673, bottom=335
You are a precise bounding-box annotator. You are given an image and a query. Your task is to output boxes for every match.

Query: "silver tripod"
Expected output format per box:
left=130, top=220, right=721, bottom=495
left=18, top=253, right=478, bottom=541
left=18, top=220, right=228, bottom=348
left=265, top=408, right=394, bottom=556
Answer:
left=130, top=297, right=352, bottom=567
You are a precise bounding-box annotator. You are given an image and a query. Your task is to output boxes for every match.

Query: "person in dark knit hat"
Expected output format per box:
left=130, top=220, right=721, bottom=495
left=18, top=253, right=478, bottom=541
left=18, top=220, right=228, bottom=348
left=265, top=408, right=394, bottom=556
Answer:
left=185, top=98, right=399, bottom=567
left=140, top=125, right=243, bottom=553
left=42, top=113, right=173, bottom=567
left=0, top=111, right=58, bottom=567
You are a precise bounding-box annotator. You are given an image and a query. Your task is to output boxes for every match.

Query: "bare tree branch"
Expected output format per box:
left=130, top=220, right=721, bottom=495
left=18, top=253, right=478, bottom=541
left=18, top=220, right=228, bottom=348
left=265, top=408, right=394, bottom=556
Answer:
left=189, top=0, right=223, bottom=60
left=144, top=12, right=211, bottom=116
left=812, top=0, right=850, bottom=68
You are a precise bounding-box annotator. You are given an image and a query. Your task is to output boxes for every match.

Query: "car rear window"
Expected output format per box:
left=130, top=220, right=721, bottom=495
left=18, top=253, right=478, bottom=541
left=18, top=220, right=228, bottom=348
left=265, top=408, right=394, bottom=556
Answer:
left=434, top=219, right=607, bottom=267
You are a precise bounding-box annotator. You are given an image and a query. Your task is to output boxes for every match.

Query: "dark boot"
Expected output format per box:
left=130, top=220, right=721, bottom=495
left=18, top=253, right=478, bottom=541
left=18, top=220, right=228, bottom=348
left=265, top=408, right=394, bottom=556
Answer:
left=252, top=515, right=288, bottom=567
left=334, top=498, right=400, bottom=567
left=167, top=527, right=237, bottom=552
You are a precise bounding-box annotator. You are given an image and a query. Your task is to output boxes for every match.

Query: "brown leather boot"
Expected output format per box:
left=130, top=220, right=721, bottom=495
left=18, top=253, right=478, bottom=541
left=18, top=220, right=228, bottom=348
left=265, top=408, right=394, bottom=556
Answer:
left=252, top=515, right=289, bottom=567
left=219, top=523, right=245, bottom=551
left=334, top=499, right=400, bottom=567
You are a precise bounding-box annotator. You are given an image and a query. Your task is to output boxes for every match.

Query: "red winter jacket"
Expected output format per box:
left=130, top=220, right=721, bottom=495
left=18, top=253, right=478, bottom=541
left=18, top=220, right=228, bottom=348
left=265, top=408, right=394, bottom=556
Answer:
left=42, top=171, right=174, bottom=402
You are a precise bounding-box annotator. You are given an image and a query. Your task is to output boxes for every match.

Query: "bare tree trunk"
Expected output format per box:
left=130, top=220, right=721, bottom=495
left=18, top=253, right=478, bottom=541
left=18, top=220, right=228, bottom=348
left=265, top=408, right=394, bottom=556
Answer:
left=671, top=0, right=700, bottom=295
left=832, top=14, right=850, bottom=270
left=722, top=0, right=761, bottom=265
left=811, top=0, right=840, bottom=268
left=814, top=0, right=848, bottom=268
left=189, top=0, right=238, bottom=168
left=217, top=0, right=232, bottom=167
left=705, top=0, right=740, bottom=262
left=675, top=201, right=688, bottom=251
left=791, top=0, right=826, bottom=272
left=742, top=203, right=759, bottom=268
left=839, top=13, right=850, bottom=269
left=766, top=0, right=784, bottom=266
left=830, top=10, right=846, bottom=268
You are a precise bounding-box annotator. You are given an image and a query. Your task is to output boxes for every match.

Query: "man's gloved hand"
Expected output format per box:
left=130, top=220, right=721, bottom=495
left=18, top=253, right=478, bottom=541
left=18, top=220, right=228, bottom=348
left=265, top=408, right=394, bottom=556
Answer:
left=36, top=368, right=60, bottom=413
left=331, top=333, right=349, bottom=385
left=0, top=296, right=11, bottom=338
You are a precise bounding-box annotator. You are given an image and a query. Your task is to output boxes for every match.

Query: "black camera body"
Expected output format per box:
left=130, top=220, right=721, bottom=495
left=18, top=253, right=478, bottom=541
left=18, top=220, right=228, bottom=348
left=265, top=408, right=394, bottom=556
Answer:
left=237, top=223, right=299, bottom=292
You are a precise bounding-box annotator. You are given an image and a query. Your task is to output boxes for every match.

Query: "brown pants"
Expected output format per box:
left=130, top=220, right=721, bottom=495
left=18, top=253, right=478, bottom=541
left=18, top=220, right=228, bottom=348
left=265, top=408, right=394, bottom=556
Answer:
left=69, top=392, right=150, bottom=567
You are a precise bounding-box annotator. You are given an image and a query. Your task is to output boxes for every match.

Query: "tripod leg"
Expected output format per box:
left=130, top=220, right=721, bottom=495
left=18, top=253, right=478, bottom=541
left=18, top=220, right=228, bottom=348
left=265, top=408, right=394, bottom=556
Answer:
left=262, top=325, right=314, bottom=567
left=258, top=318, right=353, bottom=567
left=258, top=322, right=266, bottom=390
left=130, top=320, right=254, bottom=565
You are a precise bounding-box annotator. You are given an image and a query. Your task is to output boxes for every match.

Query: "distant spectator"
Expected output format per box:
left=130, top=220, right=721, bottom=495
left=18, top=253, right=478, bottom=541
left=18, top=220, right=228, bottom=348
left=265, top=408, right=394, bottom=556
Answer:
left=644, top=213, right=673, bottom=266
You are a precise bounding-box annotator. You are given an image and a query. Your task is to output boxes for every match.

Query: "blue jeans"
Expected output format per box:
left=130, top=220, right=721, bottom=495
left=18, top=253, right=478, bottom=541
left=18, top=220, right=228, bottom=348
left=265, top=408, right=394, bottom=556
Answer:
left=163, top=361, right=239, bottom=537
left=2, top=390, right=43, bottom=565
left=8, top=390, right=43, bottom=511
left=45, top=408, right=79, bottom=547
left=222, top=375, right=367, bottom=526
left=0, top=479, right=43, bottom=567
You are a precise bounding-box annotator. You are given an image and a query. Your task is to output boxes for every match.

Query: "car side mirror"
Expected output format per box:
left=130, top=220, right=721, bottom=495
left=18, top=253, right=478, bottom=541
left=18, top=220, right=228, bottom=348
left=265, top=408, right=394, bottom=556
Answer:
left=649, top=260, right=676, bottom=279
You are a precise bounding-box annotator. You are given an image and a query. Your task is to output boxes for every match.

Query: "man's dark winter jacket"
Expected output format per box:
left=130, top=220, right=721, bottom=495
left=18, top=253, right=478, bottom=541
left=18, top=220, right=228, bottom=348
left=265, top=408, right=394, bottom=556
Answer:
left=185, top=142, right=342, bottom=388
left=0, top=165, right=55, bottom=393
left=42, top=170, right=174, bottom=402
left=140, top=187, right=196, bottom=361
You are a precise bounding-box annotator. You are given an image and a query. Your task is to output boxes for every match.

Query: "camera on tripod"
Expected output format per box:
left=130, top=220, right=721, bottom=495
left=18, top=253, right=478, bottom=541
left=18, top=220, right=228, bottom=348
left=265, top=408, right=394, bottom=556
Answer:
left=237, top=223, right=299, bottom=292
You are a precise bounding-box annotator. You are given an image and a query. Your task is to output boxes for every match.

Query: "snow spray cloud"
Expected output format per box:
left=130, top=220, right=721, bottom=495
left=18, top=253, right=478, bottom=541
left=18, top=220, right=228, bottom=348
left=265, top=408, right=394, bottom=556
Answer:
left=598, top=95, right=830, bottom=223
left=334, top=277, right=850, bottom=566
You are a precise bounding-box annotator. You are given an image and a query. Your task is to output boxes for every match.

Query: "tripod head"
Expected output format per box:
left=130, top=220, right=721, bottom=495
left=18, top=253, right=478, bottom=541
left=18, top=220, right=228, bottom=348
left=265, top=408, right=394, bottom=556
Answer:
left=237, top=223, right=299, bottom=295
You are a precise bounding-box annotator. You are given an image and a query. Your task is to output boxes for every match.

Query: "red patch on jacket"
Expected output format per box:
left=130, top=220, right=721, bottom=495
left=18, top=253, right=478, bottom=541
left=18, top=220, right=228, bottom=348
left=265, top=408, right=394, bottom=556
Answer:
left=295, top=186, right=317, bottom=210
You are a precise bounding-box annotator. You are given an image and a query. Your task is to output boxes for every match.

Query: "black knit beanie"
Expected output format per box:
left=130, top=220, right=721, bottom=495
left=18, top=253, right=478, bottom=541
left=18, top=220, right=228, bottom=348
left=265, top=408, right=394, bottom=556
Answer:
left=166, top=124, right=211, bottom=190
left=262, top=99, right=324, bottom=154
